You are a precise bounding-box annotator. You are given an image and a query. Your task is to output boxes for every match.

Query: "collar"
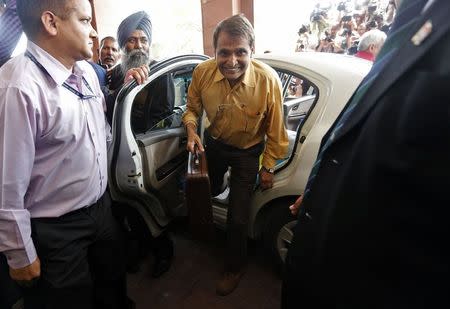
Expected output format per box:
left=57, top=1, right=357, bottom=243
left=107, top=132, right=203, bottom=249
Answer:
left=355, top=50, right=375, bottom=61
left=212, top=59, right=256, bottom=87
left=27, top=41, right=86, bottom=86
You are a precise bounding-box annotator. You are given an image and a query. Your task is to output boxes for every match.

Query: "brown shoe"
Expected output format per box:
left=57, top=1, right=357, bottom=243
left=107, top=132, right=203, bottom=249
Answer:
left=216, top=271, right=244, bottom=296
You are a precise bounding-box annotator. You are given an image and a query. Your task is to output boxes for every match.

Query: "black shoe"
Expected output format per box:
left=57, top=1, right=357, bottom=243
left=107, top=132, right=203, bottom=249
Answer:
left=151, top=257, right=172, bottom=278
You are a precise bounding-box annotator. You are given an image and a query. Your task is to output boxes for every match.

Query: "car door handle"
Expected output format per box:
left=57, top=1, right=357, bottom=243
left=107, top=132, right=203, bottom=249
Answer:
left=127, top=172, right=141, bottom=178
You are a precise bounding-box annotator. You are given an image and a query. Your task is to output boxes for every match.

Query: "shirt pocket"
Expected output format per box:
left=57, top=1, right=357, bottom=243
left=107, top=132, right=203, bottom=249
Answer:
left=40, top=99, right=85, bottom=145
left=210, top=103, right=232, bottom=138
left=245, top=108, right=266, bottom=135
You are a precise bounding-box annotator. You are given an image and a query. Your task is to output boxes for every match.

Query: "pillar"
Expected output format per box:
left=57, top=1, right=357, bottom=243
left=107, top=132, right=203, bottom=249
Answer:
left=200, top=0, right=254, bottom=57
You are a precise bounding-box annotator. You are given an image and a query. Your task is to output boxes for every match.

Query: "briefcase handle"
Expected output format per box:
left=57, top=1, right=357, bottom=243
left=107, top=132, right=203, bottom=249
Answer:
left=193, top=144, right=200, bottom=166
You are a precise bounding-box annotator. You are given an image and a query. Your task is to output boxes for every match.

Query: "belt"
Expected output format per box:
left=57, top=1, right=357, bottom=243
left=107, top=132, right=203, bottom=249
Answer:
left=32, top=198, right=102, bottom=221
left=205, top=131, right=264, bottom=154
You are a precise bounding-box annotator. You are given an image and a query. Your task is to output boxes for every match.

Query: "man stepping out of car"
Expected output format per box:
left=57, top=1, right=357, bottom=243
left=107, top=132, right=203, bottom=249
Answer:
left=182, top=14, right=288, bottom=296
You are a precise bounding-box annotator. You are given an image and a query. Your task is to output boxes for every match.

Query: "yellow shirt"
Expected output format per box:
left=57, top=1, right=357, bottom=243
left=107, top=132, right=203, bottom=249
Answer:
left=182, top=58, right=288, bottom=168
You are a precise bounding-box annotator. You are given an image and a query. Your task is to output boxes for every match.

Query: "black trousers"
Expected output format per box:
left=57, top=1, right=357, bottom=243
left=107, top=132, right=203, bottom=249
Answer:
left=112, top=202, right=173, bottom=270
left=281, top=254, right=313, bottom=309
left=281, top=214, right=318, bottom=309
left=24, top=192, right=127, bottom=309
left=205, top=134, right=263, bottom=272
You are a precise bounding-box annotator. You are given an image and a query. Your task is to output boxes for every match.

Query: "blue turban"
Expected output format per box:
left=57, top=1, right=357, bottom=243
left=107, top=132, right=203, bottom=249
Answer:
left=117, top=11, right=152, bottom=49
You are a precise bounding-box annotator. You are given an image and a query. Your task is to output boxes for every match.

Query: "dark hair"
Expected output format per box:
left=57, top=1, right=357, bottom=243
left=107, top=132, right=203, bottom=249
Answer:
left=374, top=13, right=384, bottom=22
left=100, top=36, right=117, bottom=47
left=17, top=0, right=74, bottom=39
left=341, top=15, right=352, bottom=22
left=213, top=14, right=255, bottom=50
left=366, top=20, right=378, bottom=29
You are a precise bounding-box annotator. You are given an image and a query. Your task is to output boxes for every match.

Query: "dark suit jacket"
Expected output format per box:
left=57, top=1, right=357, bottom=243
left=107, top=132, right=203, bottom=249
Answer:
left=88, top=61, right=107, bottom=88
left=284, top=1, right=450, bottom=308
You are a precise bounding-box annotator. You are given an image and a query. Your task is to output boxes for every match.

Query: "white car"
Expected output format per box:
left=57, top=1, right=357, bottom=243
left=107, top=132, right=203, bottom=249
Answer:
left=108, top=52, right=371, bottom=268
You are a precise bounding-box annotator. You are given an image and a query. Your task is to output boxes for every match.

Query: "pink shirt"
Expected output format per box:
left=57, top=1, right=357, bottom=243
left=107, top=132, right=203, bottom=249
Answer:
left=0, top=41, right=110, bottom=268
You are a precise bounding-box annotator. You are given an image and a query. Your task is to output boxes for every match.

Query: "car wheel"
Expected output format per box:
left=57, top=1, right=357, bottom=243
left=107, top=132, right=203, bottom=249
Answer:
left=262, top=201, right=297, bottom=268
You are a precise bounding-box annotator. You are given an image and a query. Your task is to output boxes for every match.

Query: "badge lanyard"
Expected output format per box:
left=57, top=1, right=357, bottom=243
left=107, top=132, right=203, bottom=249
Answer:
left=25, top=50, right=96, bottom=100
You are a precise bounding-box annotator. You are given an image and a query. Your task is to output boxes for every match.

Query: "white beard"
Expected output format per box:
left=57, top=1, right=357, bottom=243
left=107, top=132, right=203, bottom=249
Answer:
left=121, top=49, right=150, bottom=75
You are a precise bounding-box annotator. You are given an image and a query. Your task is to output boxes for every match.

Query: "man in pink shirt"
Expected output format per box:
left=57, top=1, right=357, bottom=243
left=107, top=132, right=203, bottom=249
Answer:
left=0, top=0, right=130, bottom=308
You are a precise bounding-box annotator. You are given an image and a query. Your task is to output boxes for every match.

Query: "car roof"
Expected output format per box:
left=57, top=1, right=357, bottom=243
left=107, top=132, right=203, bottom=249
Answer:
left=255, top=51, right=372, bottom=84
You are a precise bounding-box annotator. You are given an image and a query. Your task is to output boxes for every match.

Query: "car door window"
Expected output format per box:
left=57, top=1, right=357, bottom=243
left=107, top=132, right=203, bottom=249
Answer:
left=130, top=66, right=195, bottom=135
left=275, top=70, right=318, bottom=131
left=273, top=69, right=319, bottom=169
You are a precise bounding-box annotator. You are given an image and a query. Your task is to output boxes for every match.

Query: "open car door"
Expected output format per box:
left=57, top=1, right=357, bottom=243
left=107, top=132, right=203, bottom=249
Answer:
left=108, top=54, right=209, bottom=236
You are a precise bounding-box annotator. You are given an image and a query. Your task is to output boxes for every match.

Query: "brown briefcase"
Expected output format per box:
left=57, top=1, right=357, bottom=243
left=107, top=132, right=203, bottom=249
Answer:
left=185, top=150, right=215, bottom=241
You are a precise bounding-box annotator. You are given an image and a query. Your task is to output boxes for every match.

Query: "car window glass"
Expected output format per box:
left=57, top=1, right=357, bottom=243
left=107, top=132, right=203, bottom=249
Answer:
left=274, top=70, right=318, bottom=126
left=273, top=69, right=319, bottom=170
left=283, top=74, right=316, bottom=100
left=277, top=71, right=291, bottom=90
left=130, top=65, right=196, bottom=135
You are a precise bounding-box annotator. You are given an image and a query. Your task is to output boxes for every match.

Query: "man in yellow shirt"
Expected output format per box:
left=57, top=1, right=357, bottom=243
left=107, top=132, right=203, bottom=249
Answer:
left=182, top=14, right=288, bottom=296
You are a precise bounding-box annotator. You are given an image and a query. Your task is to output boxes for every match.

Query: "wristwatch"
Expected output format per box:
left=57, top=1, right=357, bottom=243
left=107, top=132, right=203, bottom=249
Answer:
left=262, top=166, right=274, bottom=174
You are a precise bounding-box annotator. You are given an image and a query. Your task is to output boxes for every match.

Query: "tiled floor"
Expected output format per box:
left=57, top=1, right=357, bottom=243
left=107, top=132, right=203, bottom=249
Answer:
left=127, top=220, right=282, bottom=309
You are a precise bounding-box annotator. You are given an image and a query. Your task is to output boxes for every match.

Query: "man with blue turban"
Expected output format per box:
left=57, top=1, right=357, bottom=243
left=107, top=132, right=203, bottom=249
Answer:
left=108, top=10, right=152, bottom=93
left=106, top=11, right=175, bottom=279
left=117, top=11, right=152, bottom=52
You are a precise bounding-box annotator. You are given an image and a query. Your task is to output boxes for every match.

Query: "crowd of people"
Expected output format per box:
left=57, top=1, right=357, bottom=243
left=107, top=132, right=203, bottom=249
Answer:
left=1, top=0, right=449, bottom=308
left=295, top=0, right=394, bottom=60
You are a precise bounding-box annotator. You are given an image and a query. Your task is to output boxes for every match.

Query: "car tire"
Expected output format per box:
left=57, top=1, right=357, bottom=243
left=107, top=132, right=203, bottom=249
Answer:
left=262, top=200, right=298, bottom=270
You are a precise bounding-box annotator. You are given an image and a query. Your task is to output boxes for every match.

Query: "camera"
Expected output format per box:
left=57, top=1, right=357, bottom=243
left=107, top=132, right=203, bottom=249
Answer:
left=312, top=13, right=322, bottom=22
left=337, top=1, right=346, bottom=11
left=368, top=5, right=377, bottom=12
left=341, top=15, right=352, bottom=22
left=367, top=20, right=378, bottom=29
left=311, top=9, right=324, bottom=22
left=342, top=29, right=352, bottom=36
left=298, top=25, right=308, bottom=34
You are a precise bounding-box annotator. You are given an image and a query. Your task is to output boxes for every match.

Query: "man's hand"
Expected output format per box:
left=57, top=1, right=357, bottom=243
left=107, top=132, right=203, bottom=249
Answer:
left=9, top=257, right=41, bottom=286
left=185, top=124, right=204, bottom=153
left=259, top=168, right=274, bottom=190
left=289, top=195, right=303, bottom=216
left=124, top=64, right=149, bottom=85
